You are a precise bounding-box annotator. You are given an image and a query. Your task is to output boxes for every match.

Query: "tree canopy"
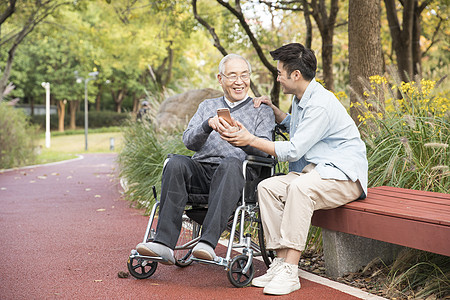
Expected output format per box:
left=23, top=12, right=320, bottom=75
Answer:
left=1, top=0, right=448, bottom=118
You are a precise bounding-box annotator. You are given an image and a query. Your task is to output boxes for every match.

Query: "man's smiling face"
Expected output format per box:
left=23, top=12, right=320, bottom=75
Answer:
left=218, top=58, right=250, bottom=102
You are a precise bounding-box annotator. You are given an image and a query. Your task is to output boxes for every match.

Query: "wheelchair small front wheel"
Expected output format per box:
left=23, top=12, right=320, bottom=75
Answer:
left=227, top=255, right=254, bottom=288
left=127, top=255, right=158, bottom=279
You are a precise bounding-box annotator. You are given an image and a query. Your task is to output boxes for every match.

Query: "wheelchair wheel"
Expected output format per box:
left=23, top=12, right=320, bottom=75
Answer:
left=227, top=254, right=254, bottom=288
left=228, top=205, right=275, bottom=268
left=127, top=255, right=158, bottom=279
left=174, top=216, right=201, bottom=267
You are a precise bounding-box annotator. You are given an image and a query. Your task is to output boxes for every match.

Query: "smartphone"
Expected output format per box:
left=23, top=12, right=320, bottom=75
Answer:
left=217, top=108, right=233, bottom=124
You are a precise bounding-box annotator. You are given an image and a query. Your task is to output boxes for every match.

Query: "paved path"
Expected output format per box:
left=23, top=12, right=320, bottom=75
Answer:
left=0, top=153, right=369, bottom=299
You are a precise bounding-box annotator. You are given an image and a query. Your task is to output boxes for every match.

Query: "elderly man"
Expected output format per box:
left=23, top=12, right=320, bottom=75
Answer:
left=221, top=43, right=368, bottom=295
left=136, top=54, right=275, bottom=264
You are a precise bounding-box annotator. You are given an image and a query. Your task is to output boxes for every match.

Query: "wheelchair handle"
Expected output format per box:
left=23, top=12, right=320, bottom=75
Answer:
left=152, top=186, right=158, bottom=202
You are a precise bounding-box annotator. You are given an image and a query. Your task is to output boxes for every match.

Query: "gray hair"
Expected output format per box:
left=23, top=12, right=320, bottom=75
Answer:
left=218, top=54, right=252, bottom=74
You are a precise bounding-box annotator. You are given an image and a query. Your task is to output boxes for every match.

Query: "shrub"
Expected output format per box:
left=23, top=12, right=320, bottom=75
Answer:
left=347, top=74, right=449, bottom=298
left=353, top=74, right=449, bottom=193
left=0, top=103, right=39, bottom=169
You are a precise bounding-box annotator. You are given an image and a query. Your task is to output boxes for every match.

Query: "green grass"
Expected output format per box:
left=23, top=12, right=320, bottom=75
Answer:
left=35, top=130, right=123, bottom=165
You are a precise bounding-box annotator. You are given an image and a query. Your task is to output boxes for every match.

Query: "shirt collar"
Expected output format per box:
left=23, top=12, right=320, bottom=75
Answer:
left=224, top=94, right=249, bottom=108
left=294, top=78, right=317, bottom=109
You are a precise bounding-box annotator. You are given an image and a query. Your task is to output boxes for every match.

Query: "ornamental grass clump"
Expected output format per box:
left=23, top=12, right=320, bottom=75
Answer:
left=353, top=72, right=449, bottom=193
left=117, top=91, right=192, bottom=211
left=385, top=249, right=450, bottom=299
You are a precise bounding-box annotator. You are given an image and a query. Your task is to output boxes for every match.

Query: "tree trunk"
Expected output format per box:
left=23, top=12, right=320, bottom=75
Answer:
left=57, top=99, right=66, bottom=132
left=69, top=100, right=79, bottom=130
left=111, top=89, right=126, bottom=113
left=384, top=0, right=415, bottom=82
left=321, top=31, right=334, bottom=91
left=95, top=85, right=103, bottom=111
left=309, top=0, right=339, bottom=92
left=302, top=0, right=313, bottom=48
left=349, top=0, right=383, bottom=125
left=30, top=97, right=35, bottom=116
left=132, top=92, right=140, bottom=114
left=412, top=1, right=432, bottom=76
left=0, top=47, right=18, bottom=101
left=154, top=42, right=174, bottom=91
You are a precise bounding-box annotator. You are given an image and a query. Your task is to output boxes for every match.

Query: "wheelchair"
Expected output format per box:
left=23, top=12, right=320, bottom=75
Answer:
left=127, top=154, right=278, bottom=287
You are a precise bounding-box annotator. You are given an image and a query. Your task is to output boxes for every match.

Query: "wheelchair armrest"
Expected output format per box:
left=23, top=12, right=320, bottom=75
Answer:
left=245, top=155, right=277, bottom=166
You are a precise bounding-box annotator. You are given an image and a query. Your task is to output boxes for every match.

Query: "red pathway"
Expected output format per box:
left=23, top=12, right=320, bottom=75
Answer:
left=0, top=153, right=359, bottom=299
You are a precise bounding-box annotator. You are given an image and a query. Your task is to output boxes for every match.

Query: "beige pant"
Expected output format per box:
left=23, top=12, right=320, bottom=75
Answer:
left=257, top=164, right=362, bottom=252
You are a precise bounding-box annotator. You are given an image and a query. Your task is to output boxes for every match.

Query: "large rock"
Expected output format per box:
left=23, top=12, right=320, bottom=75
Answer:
left=156, top=88, right=223, bottom=130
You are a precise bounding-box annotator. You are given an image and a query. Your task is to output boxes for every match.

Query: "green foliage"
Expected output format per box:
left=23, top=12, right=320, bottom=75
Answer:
left=0, top=103, right=39, bottom=169
left=79, top=110, right=130, bottom=128
left=117, top=120, right=192, bottom=211
left=354, top=74, right=449, bottom=193
left=30, top=111, right=130, bottom=130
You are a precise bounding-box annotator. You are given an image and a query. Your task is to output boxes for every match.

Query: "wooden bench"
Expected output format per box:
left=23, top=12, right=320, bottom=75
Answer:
left=311, top=186, right=450, bottom=277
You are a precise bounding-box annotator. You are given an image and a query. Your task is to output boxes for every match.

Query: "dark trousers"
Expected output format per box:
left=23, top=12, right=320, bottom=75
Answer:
left=154, top=155, right=252, bottom=249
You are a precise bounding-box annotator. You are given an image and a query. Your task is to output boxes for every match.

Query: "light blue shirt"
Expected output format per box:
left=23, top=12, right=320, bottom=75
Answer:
left=274, top=79, right=368, bottom=198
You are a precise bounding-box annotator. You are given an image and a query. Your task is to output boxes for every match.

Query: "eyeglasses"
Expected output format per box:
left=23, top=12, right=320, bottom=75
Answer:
left=220, top=73, right=251, bottom=82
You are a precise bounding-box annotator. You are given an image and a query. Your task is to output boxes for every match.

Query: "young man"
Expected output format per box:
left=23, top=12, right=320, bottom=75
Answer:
left=221, top=43, right=368, bottom=295
left=136, top=54, right=275, bottom=264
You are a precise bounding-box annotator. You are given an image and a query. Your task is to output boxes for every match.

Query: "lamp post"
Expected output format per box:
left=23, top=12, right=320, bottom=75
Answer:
left=41, top=82, right=51, bottom=148
left=75, top=71, right=99, bottom=151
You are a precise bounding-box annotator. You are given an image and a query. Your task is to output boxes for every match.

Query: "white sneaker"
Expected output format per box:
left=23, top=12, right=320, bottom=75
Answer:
left=252, top=257, right=284, bottom=288
left=263, top=262, right=301, bottom=295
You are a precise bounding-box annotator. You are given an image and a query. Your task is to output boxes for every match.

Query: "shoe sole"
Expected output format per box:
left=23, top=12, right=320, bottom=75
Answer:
left=251, top=280, right=271, bottom=288
left=263, top=283, right=301, bottom=295
left=136, top=245, right=175, bottom=265
left=192, top=249, right=214, bottom=261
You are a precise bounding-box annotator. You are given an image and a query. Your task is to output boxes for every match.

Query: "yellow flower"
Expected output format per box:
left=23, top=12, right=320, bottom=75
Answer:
left=369, top=75, right=387, bottom=85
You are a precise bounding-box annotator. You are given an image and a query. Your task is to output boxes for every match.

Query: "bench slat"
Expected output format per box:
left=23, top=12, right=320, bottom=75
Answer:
left=350, top=195, right=450, bottom=215
left=369, top=187, right=450, bottom=205
left=345, top=201, right=450, bottom=223
left=343, top=200, right=450, bottom=226
left=373, top=186, right=450, bottom=201
left=340, top=186, right=450, bottom=226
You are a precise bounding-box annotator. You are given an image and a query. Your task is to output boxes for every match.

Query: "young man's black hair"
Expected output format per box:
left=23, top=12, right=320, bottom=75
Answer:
left=270, top=43, right=317, bottom=80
